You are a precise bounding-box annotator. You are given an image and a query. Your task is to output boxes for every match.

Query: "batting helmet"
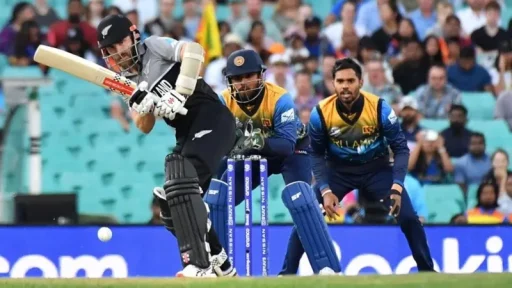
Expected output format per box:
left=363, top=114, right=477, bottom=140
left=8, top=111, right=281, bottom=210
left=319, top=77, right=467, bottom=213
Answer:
left=97, top=14, right=141, bottom=75
left=225, top=49, right=266, bottom=104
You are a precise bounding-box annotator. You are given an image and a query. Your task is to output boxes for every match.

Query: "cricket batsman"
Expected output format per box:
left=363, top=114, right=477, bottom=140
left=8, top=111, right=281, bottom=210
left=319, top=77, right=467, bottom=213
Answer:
left=306, top=57, right=435, bottom=271
left=203, top=49, right=341, bottom=276
left=97, top=14, right=237, bottom=277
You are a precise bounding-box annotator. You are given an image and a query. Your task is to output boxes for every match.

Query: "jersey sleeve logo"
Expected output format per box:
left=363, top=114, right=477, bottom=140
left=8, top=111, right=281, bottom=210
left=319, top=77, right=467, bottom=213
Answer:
left=281, top=108, right=295, bottom=123
left=388, top=109, right=397, bottom=125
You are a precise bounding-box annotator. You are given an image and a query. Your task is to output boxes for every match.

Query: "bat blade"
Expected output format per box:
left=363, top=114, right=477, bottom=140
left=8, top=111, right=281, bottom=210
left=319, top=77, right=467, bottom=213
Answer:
left=33, top=45, right=136, bottom=98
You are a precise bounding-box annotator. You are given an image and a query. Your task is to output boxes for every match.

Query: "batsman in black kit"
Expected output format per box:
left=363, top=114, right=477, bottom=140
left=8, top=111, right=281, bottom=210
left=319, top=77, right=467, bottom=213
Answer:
left=96, top=15, right=236, bottom=277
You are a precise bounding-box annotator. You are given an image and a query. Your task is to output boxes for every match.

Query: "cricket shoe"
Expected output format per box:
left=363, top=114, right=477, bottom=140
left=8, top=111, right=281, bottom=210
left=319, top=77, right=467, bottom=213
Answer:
left=211, top=249, right=237, bottom=277
left=175, top=264, right=217, bottom=278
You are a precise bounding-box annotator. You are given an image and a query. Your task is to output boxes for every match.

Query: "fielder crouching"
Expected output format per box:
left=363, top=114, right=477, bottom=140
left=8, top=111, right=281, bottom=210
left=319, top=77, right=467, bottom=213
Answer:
left=203, top=50, right=341, bottom=276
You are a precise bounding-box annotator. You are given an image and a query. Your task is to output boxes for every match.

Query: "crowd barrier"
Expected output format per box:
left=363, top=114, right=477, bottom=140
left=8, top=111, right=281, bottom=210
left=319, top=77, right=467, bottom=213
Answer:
left=0, top=225, right=510, bottom=278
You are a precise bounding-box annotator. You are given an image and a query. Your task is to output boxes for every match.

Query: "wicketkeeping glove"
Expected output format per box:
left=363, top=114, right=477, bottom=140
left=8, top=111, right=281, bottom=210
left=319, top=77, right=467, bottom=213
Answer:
left=230, top=119, right=265, bottom=156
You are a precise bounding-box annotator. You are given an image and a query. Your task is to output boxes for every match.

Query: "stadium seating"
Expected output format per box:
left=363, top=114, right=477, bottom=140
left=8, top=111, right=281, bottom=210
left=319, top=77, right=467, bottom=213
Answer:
left=424, top=184, right=466, bottom=223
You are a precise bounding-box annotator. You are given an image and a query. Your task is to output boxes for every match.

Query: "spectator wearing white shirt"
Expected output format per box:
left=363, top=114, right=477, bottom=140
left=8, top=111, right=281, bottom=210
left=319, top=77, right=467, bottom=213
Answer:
left=322, top=0, right=367, bottom=51
left=266, top=53, right=296, bottom=97
left=204, top=33, right=243, bottom=95
left=456, top=0, right=487, bottom=36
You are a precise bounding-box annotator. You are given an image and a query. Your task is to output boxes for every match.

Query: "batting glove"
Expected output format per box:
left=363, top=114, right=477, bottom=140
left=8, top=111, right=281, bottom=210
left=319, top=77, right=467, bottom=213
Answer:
left=153, top=89, right=188, bottom=120
left=129, top=81, right=159, bottom=116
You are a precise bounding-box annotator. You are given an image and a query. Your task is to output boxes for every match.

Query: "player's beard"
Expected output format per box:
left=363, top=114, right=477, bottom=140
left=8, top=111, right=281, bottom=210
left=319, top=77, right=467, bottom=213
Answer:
left=337, top=89, right=359, bottom=105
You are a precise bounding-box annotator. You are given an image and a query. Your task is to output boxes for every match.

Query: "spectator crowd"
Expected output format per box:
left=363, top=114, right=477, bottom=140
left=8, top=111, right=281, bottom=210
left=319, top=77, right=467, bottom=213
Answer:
left=1, top=0, right=512, bottom=225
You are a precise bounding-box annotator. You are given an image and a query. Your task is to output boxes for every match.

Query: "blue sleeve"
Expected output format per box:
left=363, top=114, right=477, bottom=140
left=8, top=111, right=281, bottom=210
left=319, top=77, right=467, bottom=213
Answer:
left=309, top=106, right=330, bottom=192
left=259, top=93, right=296, bottom=156
left=380, top=100, right=409, bottom=187
left=330, top=0, right=345, bottom=17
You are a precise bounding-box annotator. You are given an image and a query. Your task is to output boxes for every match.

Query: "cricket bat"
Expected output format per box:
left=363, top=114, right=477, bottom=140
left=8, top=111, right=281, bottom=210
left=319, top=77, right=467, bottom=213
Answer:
left=33, top=45, right=188, bottom=117
left=34, top=45, right=138, bottom=99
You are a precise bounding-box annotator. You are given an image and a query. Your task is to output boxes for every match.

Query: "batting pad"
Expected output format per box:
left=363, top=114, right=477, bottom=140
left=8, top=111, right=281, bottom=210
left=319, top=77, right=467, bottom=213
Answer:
left=203, top=179, right=229, bottom=250
left=282, top=181, right=341, bottom=274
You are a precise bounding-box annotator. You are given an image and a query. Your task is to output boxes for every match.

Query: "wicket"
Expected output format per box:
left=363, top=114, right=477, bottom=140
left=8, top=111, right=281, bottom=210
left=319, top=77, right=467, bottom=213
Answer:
left=226, top=156, right=269, bottom=276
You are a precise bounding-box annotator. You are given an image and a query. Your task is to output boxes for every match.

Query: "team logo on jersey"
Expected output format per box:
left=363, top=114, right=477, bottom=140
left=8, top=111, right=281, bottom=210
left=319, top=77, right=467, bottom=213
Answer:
left=234, top=56, right=245, bottom=66
left=362, top=125, right=376, bottom=135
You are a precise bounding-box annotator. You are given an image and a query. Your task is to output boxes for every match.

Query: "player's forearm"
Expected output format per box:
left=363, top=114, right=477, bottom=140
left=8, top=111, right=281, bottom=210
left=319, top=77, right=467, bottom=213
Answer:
left=259, top=138, right=295, bottom=157
left=391, top=149, right=409, bottom=187
left=132, top=112, right=155, bottom=134
left=311, top=153, right=329, bottom=191
left=176, top=42, right=205, bottom=96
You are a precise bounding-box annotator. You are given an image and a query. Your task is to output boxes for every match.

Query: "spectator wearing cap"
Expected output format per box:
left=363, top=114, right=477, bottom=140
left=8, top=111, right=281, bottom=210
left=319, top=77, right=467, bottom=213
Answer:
left=65, top=26, right=99, bottom=66
left=304, top=16, right=335, bottom=59
left=204, top=33, right=244, bottom=94
left=408, top=129, right=453, bottom=185
left=362, top=58, right=402, bottom=106
left=144, top=0, right=176, bottom=37
left=47, top=0, right=97, bottom=51
left=416, top=64, right=461, bottom=119
left=408, top=0, right=437, bottom=41
left=313, top=55, right=336, bottom=98
left=454, top=132, right=491, bottom=194
left=0, top=2, right=35, bottom=54
left=471, top=1, right=508, bottom=71
left=491, top=40, right=512, bottom=94
left=323, top=0, right=368, bottom=51
left=440, top=104, right=472, bottom=158
left=447, top=46, right=494, bottom=94
left=397, top=96, right=423, bottom=151
left=266, top=54, right=296, bottom=96
left=233, top=0, right=283, bottom=44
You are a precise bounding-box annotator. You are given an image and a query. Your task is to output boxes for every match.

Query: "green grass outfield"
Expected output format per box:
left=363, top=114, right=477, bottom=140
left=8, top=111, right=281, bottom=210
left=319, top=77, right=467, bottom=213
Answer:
left=0, top=273, right=511, bottom=288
